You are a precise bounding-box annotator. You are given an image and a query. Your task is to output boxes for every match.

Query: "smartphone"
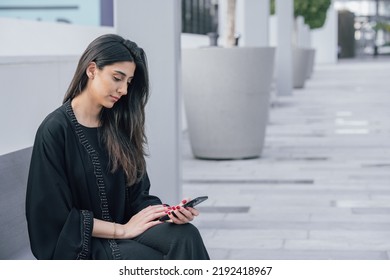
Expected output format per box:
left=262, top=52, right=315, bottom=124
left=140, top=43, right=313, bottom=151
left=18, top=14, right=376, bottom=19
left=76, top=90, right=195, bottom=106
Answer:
left=159, top=196, right=208, bottom=222
left=182, top=196, right=208, bottom=208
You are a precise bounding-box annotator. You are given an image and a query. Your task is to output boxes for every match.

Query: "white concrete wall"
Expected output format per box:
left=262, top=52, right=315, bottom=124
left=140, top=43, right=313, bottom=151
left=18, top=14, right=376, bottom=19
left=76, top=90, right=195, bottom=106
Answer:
left=0, top=56, right=78, bottom=156
left=0, top=18, right=115, bottom=56
left=0, top=18, right=115, bottom=156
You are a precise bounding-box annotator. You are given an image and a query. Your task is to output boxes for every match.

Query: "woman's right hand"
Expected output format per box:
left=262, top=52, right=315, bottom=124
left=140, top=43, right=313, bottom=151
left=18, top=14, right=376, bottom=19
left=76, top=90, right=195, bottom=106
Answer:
left=119, top=205, right=166, bottom=239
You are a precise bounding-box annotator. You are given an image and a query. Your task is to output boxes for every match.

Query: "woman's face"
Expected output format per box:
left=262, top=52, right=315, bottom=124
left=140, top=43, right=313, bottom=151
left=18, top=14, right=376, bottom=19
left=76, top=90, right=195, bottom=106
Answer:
left=86, top=61, right=136, bottom=109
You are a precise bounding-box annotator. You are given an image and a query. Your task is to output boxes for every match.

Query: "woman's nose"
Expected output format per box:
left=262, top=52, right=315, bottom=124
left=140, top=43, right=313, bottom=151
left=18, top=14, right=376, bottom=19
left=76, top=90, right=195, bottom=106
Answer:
left=118, top=82, right=128, bottom=95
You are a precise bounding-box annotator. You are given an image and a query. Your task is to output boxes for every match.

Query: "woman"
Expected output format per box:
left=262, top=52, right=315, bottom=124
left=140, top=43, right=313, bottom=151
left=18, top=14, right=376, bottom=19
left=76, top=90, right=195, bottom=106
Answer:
left=25, top=34, right=209, bottom=260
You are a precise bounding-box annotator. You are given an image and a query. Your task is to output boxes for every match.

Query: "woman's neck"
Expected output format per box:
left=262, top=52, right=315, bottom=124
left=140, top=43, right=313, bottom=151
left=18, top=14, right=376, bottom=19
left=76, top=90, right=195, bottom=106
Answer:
left=71, top=94, right=102, bottom=128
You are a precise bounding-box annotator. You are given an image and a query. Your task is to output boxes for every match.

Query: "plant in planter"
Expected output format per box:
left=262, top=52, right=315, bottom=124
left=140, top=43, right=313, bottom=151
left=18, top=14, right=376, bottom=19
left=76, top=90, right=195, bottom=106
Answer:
left=296, top=0, right=331, bottom=80
left=271, top=0, right=331, bottom=87
left=294, top=0, right=331, bottom=30
left=270, top=0, right=331, bottom=29
left=182, top=0, right=275, bottom=160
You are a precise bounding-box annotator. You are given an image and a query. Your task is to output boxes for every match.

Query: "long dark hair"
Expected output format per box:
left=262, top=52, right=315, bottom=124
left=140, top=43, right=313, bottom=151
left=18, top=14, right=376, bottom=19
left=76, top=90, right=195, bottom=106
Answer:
left=63, top=34, right=149, bottom=186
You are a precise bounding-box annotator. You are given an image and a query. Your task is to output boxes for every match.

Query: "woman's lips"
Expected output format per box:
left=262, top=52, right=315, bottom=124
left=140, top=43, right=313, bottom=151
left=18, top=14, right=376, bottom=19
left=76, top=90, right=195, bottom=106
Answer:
left=110, top=95, right=120, bottom=102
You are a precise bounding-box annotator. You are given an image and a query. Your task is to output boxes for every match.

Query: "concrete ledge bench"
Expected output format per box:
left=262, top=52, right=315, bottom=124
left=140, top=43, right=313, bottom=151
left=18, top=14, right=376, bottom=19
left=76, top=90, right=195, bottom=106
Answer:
left=0, top=147, right=35, bottom=259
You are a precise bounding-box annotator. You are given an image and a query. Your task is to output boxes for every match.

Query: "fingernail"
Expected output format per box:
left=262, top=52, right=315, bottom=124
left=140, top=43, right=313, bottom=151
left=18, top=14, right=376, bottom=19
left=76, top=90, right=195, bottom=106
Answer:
left=165, top=211, right=169, bottom=214
left=182, top=199, right=187, bottom=204
left=168, top=211, right=171, bottom=215
left=172, top=206, right=176, bottom=210
left=163, top=204, right=169, bottom=207
left=168, top=207, right=172, bottom=210
left=176, top=205, right=181, bottom=210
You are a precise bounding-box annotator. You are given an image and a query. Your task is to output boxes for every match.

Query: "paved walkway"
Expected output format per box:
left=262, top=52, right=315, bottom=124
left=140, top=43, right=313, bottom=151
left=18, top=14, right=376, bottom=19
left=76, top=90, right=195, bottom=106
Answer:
left=182, top=56, right=390, bottom=260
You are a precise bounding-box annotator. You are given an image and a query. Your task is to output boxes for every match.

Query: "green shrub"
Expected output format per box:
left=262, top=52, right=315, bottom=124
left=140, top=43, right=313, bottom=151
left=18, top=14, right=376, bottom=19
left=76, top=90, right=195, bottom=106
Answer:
left=270, top=0, right=332, bottom=30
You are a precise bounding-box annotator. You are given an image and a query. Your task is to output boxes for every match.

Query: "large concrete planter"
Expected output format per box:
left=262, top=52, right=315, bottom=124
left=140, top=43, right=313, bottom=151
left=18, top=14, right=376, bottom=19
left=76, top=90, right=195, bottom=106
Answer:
left=293, top=47, right=311, bottom=88
left=182, top=47, right=275, bottom=159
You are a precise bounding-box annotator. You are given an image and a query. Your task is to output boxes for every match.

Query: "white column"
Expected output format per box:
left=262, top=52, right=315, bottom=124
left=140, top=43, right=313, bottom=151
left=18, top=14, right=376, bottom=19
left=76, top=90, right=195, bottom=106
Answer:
left=114, top=0, right=181, bottom=204
left=295, top=16, right=305, bottom=47
left=295, top=16, right=311, bottom=48
left=236, top=0, right=269, bottom=47
left=275, top=0, right=293, bottom=96
left=269, top=15, right=277, bottom=47
left=303, top=24, right=311, bottom=48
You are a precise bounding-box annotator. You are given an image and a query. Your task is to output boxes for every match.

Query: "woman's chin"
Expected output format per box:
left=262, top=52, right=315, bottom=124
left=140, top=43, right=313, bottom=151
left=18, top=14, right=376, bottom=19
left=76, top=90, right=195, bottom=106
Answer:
left=103, top=102, right=115, bottom=109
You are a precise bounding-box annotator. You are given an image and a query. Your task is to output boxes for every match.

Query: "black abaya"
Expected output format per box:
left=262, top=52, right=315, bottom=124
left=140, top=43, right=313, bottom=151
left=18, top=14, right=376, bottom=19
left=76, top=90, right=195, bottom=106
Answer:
left=26, top=100, right=209, bottom=260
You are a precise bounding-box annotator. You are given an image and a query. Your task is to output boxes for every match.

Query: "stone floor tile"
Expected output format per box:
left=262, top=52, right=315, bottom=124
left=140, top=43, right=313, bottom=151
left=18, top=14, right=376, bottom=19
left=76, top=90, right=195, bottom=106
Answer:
left=229, top=249, right=388, bottom=260
left=207, top=249, right=231, bottom=260
left=310, top=213, right=390, bottom=223
left=308, top=230, right=390, bottom=242
left=206, top=236, right=284, bottom=250
left=285, top=239, right=390, bottom=251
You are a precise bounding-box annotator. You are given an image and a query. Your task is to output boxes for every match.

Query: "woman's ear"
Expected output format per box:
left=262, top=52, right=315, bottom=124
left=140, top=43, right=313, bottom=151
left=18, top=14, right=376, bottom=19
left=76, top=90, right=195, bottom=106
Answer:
left=86, top=62, right=97, bottom=79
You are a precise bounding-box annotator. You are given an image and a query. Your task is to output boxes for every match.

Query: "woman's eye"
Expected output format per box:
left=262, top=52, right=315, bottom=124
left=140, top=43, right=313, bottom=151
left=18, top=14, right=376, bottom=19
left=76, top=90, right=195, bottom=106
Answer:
left=113, top=76, right=121, bottom=81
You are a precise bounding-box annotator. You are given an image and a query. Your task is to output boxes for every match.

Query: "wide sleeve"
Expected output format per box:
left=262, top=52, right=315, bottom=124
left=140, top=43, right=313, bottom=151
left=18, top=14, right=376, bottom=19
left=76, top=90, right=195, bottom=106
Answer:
left=25, top=118, right=93, bottom=260
left=125, top=173, right=162, bottom=219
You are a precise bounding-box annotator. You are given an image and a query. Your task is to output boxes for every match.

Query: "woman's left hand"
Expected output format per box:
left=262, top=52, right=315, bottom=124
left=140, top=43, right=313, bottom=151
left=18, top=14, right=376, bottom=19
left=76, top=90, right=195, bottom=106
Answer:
left=167, top=198, right=199, bottom=224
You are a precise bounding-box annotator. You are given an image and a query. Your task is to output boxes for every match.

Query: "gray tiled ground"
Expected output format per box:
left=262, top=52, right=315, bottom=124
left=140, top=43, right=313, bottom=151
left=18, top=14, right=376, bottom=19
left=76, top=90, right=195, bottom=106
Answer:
left=182, top=57, right=390, bottom=260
